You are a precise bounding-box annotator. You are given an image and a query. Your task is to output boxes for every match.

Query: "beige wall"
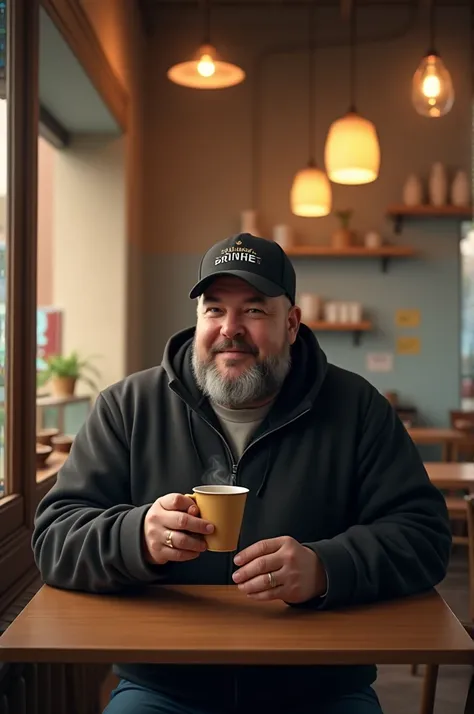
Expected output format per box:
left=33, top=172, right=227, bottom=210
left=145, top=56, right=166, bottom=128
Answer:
left=37, top=137, right=55, bottom=307
left=52, top=136, right=126, bottom=393
left=80, top=0, right=147, bottom=374
left=143, top=4, right=471, bottom=255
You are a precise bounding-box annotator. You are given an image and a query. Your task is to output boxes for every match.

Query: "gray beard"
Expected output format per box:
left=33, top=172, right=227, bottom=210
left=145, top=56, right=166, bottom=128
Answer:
left=191, top=340, right=291, bottom=409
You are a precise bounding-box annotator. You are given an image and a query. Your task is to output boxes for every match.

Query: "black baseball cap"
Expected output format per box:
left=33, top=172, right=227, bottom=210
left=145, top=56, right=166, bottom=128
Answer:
left=189, top=233, right=296, bottom=305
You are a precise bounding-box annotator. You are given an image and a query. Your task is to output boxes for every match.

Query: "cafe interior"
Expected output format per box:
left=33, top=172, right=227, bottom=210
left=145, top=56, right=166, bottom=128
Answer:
left=1, top=0, right=474, bottom=712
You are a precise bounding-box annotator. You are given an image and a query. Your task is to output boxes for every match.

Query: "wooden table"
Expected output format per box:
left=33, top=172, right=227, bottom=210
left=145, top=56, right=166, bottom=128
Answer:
left=408, top=427, right=471, bottom=461
left=0, top=585, right=473, bottom=667
left=425, top=462, right=474, bottom=491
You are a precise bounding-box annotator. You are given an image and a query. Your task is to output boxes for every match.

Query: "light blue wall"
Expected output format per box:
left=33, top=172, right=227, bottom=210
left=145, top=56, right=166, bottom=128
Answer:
left=292, top=222, right=461, bottom=427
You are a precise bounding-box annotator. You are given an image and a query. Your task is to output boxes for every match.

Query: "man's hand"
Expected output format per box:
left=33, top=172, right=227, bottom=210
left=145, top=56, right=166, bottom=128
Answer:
left=143, top=493, right=215, bottom=565
left=232, top=536, right=327, bottom=603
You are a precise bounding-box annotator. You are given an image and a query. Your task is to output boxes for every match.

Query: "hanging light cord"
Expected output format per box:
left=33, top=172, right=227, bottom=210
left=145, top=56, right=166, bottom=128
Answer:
left=308, top=0, right=316, bottom=165
left=201, top=0, right=211, bottom=45
left=427, top=0, right=436, bottom=56
left=349, top=0, right=357, bottom=113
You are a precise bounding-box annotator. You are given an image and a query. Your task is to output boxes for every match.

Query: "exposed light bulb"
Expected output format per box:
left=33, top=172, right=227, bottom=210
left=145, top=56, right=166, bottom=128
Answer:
left=197, top=53, right=216, bottom=78
left=167, top=43, right=245, bottom=90
left=422, top=73, right=441, bottom=100
left=412, top=53, right=454, bottom=118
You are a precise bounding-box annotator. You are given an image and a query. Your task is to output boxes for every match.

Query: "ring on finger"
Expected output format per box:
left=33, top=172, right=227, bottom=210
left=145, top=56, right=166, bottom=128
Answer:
left=165, top=530, right=174, bottom=549
left=267, top=571, right=277, bottom=589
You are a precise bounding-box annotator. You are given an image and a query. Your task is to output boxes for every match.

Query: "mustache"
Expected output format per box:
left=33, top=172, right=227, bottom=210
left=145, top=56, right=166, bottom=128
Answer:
left=211, top=339, right=259, bottom=356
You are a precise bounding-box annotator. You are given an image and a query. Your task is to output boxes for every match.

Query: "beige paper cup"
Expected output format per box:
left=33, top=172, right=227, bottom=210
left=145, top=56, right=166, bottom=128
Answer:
left=186, top=485, right=249, bottom=552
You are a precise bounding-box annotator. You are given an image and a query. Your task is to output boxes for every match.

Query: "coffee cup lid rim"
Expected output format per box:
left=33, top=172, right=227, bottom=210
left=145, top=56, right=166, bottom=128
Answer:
left=192, top=485, right=249, bottom=494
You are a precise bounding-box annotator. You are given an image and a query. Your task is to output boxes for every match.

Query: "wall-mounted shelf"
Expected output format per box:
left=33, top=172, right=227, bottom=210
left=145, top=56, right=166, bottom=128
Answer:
left=387, top=204, right=472, bottom=234
left=286, top=245, right=417, bottom=273
left=305, top=320, right=372, bottom=347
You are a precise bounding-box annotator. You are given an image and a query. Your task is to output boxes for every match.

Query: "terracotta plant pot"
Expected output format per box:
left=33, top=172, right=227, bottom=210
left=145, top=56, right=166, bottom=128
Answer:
left=50, top=376, right=77, bottom=398
left=331, top=228, right=353, bottom=249
left=36, top=443, right=52, bottom=469
left=52, top=434, right=74, bottom=453
left=36, top=427, right=60, bottom=447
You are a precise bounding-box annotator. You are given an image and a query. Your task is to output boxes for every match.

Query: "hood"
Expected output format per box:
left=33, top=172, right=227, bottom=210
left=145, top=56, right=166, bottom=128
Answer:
left=161, top=322, right=328, bottom=420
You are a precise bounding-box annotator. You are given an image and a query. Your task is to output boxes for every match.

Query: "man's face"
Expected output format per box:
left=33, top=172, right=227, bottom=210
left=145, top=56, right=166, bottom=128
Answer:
left=192, top=276, right=300, bottom=408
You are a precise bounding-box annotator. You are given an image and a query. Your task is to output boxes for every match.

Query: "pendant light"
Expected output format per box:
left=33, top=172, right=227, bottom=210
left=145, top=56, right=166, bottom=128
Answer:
left=167, top=0, right=245, bottom=90
left=324, top=1, right=380, bottom=185
left=290, top=0, right=331, bottom=217
left=412, top=0, right=454, bottom=118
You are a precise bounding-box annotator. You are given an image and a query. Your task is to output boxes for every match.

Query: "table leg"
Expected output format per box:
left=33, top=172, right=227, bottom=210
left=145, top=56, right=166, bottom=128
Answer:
left=419, top=664, right=438, bottom=714
left=464, top=671, right=474, bottom=714
left=442, top=442, right=450, bottom=462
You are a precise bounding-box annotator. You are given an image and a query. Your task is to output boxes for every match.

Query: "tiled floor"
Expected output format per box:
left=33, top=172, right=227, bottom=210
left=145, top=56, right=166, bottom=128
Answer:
left=374, top=549, right=472, bottom=714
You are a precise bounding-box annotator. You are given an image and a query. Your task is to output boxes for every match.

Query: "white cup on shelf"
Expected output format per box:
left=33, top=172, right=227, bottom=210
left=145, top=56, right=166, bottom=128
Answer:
left=339, top=302, right=351, bottom=323
left=241, top=209, right=259, bottom=235
left=272, top=224, right=293, bottom=250
left=348, top=302, right=362, bottom=323
left=324, top=302, right=339, bottom=323
left=299, top=293, right=321, bottom=322
left=364, top=231, right=382, bottom=249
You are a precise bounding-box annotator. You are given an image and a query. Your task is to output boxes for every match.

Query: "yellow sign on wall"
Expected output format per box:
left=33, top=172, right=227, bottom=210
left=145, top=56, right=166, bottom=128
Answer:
left=396, top=336, right=421, bottom=355
left=395, top=309, right=420, bottom=328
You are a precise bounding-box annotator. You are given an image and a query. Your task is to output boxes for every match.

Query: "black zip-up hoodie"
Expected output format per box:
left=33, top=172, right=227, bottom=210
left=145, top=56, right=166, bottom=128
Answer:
left=32, top=325, right=451, bottom=712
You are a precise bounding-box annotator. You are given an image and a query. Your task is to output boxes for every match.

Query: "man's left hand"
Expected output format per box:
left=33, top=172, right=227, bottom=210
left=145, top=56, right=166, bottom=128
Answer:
left=232, top=536, right=327, bottom=603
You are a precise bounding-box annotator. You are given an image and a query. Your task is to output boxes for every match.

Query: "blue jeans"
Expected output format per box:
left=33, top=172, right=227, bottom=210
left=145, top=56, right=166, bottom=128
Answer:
left=104, top=679, right=384, bottom=714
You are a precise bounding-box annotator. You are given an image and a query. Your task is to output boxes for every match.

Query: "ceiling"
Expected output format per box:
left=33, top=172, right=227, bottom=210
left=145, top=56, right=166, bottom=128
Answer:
left=39, top=7, right=121, bottom=140
left=139, top=0, right=472, bottom=33
left=141, top=0, right=469, bottom=6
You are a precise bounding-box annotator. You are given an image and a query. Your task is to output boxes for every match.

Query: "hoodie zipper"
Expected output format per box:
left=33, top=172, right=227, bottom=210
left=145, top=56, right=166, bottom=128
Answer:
left=235, top=408, right=311, bottom=480
left=196, top=407, right=310, bottom=485
left=171, top=391, right=310, bottom=714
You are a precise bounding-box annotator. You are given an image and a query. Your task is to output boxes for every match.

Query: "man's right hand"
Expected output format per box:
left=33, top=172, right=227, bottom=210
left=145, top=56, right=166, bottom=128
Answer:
left=143, top=493, right=215, bottom=565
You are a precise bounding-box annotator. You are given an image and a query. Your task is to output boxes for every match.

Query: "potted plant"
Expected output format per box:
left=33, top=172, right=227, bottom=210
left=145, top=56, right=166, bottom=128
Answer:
left=332, top=209, right=355, bottom=249
left=37, top=352, right=100, bottom=398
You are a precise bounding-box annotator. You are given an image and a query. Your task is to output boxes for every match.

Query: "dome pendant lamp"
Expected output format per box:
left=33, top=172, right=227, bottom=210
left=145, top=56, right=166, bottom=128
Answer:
left=290, top=0, right=331, bottom=217
left=324, top=1, right=381, bottom=185
left=167, top=0, right=245, bottom=90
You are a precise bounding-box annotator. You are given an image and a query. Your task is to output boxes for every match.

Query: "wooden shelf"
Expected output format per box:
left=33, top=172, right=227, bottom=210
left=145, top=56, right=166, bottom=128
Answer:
left=387, top=204, right=472, bottom=234
left=305, top=320, right=372, bottom=346
left=286, top=244, right=416, bottom=273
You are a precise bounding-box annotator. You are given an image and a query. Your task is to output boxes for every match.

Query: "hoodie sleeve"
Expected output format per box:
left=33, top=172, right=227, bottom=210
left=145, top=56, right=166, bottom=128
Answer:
left=32, top=392, right=169, bottom=593
left=304, top=388, right=452, bottom=609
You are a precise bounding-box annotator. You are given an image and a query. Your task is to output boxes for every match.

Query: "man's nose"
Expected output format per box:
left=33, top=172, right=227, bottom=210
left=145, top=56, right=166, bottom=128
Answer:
left=220, top=314, right=245, bottom=340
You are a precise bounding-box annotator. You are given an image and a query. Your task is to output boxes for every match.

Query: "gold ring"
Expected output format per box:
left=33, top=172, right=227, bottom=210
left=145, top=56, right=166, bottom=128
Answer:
left=267, top=572, right=276, bottom=588
left=165, top=530, right=174, bottom=549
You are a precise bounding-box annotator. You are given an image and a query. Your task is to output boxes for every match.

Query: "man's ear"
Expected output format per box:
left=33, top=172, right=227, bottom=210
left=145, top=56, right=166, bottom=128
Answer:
left=288, top=304, right=301, bottom=344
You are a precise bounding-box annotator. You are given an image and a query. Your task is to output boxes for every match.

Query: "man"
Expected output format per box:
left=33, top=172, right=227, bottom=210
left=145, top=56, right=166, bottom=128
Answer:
left=33, top=233, right=451, bottom=714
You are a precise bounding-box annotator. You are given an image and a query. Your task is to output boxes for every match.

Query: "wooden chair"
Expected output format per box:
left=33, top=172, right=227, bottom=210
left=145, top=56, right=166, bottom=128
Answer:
left=440, top=410, right=474, bottom=544
left=418, top=493, right=474, bottom=714
left=450, top=410, right=474, bottom=462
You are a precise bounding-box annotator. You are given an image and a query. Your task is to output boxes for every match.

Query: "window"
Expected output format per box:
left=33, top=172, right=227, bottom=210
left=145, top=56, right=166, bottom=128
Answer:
left=461, top=221, right=474, bottom=409
left=0, top=0, right=40, bottom=598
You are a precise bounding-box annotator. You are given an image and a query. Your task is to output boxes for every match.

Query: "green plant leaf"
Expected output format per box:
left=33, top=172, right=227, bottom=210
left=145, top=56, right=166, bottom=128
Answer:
left=40, top=351, right=102, bottom=383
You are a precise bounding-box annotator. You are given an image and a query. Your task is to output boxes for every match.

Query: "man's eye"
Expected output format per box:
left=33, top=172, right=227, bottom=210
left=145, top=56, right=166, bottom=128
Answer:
left=205, top=307, right=222, bottom=314
left=247, top=308, right=264, bottom=314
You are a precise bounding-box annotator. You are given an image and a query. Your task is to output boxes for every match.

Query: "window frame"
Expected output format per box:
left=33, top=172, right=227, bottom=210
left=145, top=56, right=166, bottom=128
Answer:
left=0, top=0, right=129, bottom=608
left=0, top=0, right=40, bottom=605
